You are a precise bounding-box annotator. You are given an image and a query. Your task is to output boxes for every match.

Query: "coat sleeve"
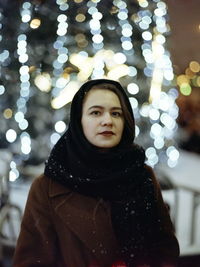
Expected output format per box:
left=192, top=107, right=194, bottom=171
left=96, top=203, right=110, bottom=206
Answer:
left=13, top=176, right=62, bottom=267
left=145, top=165, right=180, bottom=266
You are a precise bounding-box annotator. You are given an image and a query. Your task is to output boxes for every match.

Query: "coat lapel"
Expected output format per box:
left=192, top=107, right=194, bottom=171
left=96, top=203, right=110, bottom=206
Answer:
left=48, top=179, right=119, bottom=262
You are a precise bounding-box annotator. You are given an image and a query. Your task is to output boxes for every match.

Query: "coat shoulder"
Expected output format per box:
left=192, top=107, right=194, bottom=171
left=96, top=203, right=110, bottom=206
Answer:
left=30, top=174, right=72, bottom=198
left=144, top=164, right=162, bottom=199
left=144, top=164, right=158, bottom=184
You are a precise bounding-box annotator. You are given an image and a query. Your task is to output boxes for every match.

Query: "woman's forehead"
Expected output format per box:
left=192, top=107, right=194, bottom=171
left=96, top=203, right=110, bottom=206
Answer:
left=83, top=88, right=121, bottom=105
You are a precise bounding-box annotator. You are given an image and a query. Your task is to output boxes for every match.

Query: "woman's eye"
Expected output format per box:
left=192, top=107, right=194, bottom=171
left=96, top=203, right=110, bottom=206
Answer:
left=112, top=112, right=122, bottom=117
left=91, top=111, right=101, bottom=116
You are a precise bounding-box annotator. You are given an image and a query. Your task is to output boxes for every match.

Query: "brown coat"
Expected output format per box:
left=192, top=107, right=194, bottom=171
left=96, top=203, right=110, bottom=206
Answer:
left=13, top=167, right=179, bottom=267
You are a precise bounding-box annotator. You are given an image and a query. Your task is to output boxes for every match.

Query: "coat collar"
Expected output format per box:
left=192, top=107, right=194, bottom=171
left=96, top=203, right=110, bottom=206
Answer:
left=48, top=177, right=72, bottom=197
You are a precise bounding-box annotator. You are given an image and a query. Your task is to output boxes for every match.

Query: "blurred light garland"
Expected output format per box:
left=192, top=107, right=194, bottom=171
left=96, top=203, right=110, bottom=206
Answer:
left=87, top=0, right=105, bottom=79
left=0, top=0, right=180, bottom=183
left=9, top=2, right=33, bottom=181
left=134, top=0, right=179, bottom=167
left=50, top=0, right=71, bottom=145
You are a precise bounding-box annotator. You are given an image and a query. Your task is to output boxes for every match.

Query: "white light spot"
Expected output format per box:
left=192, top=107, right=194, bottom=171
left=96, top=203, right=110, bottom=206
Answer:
left=18, top=40, right=27, bottom=48
left=57, top=54, right=68, bottom=64
left=167, top=158, right=178, bottom=168
left=6, top=129, right=17, bottom=143
left=21, top=145, right=31, bottom=154
left=142, top=31, right=152, bottom=41
left=15, top=111, right=24, bottom=123
left=9, top=169, right=19, bottom=182
left=128, top=66, right=137, bottom=77
left=19, top=54, right=28, bottom=63
left=160, top=113, right=175, bottom=130
left=122, top=41, right=133, bottom=50
left=17, top=34, right=27, bottom=41
left=92, top=12, right=103, bottom=20
left=129, top=97, right=138, bottom=109
left=154, top=137, right=164, bottom=149
left=51, top=133, right=61, bottom=145
left=113, top=52, right=126, bottom=64
left=151, top=123, right=162, bottom=137
left=167, top=146, right=179, bottom=161
left=145, top=147, right=156, bottom=158
left=118, top=11, right=128, bottom=20
left=19, top=119, right=29, bottom=130
left=92, top=34, right=103, bottom=44
left=140, top=103, right=150, bottom=117
left=57, top=14, right=67, bottom=22
left=135, top=125, right=140, bottom=137
left=90, top=19, right=100, bottom=30
left=0, top=85, right=5, bottom=95
left=19, top=65, right=29, bottom=75
left=149, top=108, right=160, bottom=121
left=57, top=27, right=67, bottom=36
left=55, top=121, right=66, bottom=133
left=122, top=28, right=132, bottom=37
left=22, top=14, right=31, bottom=23
left=127, top=83, right=139, bottom=94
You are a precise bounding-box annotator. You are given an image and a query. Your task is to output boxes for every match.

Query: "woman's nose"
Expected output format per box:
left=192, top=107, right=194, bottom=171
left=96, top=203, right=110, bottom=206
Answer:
left=101, top=113, right=113, bottom=125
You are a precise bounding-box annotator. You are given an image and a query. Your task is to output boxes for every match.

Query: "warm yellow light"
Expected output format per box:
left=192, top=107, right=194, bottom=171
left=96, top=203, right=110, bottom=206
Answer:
left=107, top=65, right=129, bottom=80
left=51, top=81, right=80, bottom=109
left=77, top=62, right=94, bottom=81
left=131, top=14, right=139, bottom=23
left=63, top=67, right=77, bottom=74
left=75, top=14, right=86, bottom=22
left=29, top=66, right=36, bottom=73
left=34, top=73, right=52, bottom=92
left=152, top=40, right=164, bottom=57
left=185, top=67, right=195, bottom=78
left=75, top=34, right=88, bottom=47
left=69, top=53, right=95, bottom=81
left=75, top=33, right=85, bottom=42
left=74, top=0, right=83, bottom=3
left=137, top=0, right=148, bottom=8
left=149, top=69, right=163, bottom=102
left=189, top=61, right=200, bottom=73
left=69, top=53, right=86, bottom=67
left=30, top=18, right=41, bottom=29
left=61, top=72, right=70, bottom=79
left=78, top=40, right=88, bottom=48
left=177, top=74, right=189, bottom=86
left=103, top=50, right=116, bottom=70
left=3, top=108, right=13, bottom=119
left=149, top=40, right=164, bottom=102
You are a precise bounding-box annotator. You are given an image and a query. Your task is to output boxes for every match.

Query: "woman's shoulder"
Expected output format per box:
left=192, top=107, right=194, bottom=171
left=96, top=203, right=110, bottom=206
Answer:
left=30, top=174, right=72, bottom=198
left=144, top=164, right=155, bottom=178
left=144, top=164, right=161, bottom=195
left=29, top=174, right=50, bottom=192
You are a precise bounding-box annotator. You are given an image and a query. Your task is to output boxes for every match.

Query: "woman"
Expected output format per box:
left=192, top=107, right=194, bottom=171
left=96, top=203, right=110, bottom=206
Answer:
left=13, top=79, right=179, bottom=267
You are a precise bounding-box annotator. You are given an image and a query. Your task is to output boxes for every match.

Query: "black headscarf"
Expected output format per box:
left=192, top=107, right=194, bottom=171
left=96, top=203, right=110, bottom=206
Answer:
left=44, top=79, right=163, bottom=266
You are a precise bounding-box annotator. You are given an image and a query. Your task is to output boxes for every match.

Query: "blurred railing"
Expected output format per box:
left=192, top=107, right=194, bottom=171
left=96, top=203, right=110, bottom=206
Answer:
left=0, top=151, right=23, bottom=262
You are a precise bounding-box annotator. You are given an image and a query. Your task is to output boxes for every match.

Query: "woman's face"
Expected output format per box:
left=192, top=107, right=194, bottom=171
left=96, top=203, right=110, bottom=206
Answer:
left=81, top=89, right=125, bottom=148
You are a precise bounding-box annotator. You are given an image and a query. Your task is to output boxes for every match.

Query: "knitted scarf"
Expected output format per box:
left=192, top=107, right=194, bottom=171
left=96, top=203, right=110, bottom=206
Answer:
left=44, top=79, right=163, bottom=266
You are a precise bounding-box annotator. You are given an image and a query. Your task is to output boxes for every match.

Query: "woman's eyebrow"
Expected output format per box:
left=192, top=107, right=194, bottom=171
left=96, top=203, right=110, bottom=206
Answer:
left=88, top=105, right=122, bottom=110
left=88, top=105, right=103, bottom=110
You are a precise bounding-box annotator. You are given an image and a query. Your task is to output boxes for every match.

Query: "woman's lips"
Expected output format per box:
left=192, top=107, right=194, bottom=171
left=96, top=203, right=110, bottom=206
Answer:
left=99, top=131, right=114, bottom=136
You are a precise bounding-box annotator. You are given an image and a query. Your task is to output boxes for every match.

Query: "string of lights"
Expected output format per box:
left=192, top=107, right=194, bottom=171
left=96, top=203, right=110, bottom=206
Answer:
left=0, top=0, right=180, bottom=182
left=8, top=2, right=33, bottom=181
left=134, top=0, right=179, bottom=167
